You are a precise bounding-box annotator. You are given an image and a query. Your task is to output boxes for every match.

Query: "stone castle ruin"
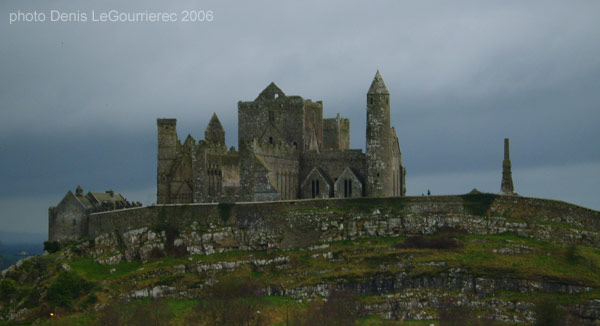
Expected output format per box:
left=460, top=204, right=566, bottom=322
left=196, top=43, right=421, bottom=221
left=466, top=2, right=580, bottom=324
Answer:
left=48, top=186, right=141, bottom=241
left=157, top=71, right=406, bottom=204
left=48, top=72, right=525, bottom=242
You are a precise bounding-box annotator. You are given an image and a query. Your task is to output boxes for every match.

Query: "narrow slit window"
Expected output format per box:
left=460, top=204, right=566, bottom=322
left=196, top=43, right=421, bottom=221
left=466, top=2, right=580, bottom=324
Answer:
left=349, top=180, right=352, bottom=196
left=344, top=180, right=348, bottom=198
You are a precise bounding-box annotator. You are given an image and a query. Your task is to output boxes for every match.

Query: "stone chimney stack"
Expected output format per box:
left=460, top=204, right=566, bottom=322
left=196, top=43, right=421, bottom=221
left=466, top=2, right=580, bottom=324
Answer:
left=500, top=138, right=515, bottom=195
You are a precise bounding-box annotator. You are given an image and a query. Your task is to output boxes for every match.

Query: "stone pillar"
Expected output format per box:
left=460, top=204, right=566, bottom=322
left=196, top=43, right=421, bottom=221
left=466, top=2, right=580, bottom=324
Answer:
left=500, top=138, right=515, bottom=195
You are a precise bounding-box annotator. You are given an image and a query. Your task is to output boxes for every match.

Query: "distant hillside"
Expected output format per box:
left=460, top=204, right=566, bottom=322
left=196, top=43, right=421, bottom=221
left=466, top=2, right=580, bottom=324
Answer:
left=0, top=231, right=45, bottom=270
left=1, top=194, right=599, bottom=325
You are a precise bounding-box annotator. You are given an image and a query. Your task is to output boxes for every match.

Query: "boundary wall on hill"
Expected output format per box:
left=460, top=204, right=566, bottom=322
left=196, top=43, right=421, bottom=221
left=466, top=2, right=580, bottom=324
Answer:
left=87, top=195, right=600, bottom=253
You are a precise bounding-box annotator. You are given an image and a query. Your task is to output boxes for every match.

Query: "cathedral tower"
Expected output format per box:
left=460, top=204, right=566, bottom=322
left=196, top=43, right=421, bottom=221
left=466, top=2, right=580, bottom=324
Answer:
left=366, top=71, right=393, bottom=197
left=157, top=119, right=178, bottom=204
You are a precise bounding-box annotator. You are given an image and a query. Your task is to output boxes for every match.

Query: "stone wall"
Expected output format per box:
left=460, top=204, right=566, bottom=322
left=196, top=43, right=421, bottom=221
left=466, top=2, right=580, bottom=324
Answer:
left=88, top=195, right=600, bottom=260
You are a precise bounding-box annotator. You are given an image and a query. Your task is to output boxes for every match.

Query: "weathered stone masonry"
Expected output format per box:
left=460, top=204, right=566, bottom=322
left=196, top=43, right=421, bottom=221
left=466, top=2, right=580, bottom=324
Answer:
left=157, top=71, right=406, bottom=204
left=87, top=194, right=600, bottom=257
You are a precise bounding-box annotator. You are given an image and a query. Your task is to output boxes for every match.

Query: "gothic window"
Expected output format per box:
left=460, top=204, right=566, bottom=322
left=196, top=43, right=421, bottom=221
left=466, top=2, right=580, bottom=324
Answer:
left=292, top=141, right=297, bottom=149
left=369, top=96, right=373, bottom=104
left=269, top=136, right=274, bottom=144
left=311, top=180, right=315, bottom=198
left=316, top=180, right=320, bottom=196
left=72, top=219, right=77, bottom=226
left=348, top=180, right=352, bottom=196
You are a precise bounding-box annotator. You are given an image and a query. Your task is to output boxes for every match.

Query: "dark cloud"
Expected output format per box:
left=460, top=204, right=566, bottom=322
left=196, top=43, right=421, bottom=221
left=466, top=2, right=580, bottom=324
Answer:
left=1, top=0, right=599, bottom=233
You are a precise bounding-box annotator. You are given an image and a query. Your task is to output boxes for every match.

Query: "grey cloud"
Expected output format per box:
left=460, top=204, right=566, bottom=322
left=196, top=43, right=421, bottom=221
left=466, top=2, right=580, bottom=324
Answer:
left=1, top=0, right=599, bottom=233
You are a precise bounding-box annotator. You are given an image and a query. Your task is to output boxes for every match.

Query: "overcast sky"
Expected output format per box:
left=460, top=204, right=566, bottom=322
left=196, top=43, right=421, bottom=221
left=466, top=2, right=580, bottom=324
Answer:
left=1, top=1, right=599, bottom=235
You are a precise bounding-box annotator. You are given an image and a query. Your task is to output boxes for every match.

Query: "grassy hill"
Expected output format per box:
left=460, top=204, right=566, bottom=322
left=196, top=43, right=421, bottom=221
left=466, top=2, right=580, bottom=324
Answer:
left=1, top=231, right=599, bottom=325
left=1, top=195, right=599, bottom=325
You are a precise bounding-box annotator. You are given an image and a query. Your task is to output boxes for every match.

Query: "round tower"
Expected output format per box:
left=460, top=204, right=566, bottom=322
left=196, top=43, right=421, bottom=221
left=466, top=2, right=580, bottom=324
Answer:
left=366, top=71, right=393, bottom=197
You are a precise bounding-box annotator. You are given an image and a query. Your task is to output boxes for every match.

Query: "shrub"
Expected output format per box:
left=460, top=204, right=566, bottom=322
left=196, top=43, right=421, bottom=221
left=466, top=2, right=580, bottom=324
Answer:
left=304, top=290, right=360, bottom=326
left=97, top=303, right=122, bottom=326
left=436, top=226, right=467, bottom=236
left=217, top=202, right=235, bottom=222
left=565, top=244, right=579, bottom=264
left=438, top=301, right=482, bottom=326
left=187, top=276, right=265, bottom=326
left=47, top=271, right=94, bottom=308
left=0, top=278, right=17, bottom=300
left=23, top=287, right=41, bottom=308
left=460, top=193, right=498, bottom=216
left=533, top=299, right=565, bottom=326
left=128, top=299, right=174, bottom=326
left=81, top=293, right=98, bottom=309
left=44, top=241, right=61, bottom=254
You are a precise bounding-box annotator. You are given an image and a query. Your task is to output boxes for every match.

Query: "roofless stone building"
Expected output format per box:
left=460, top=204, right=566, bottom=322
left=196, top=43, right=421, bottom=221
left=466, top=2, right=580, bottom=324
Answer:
left=157, top=71, right=407, bottom=204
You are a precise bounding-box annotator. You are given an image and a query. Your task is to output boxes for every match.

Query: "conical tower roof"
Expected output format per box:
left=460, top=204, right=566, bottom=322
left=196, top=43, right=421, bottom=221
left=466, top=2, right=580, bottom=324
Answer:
left=368, top=70, right=389, bottom=95
left=207, top=112, right=224, bottom=131
left=205, top=112, right=225, bottom=145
